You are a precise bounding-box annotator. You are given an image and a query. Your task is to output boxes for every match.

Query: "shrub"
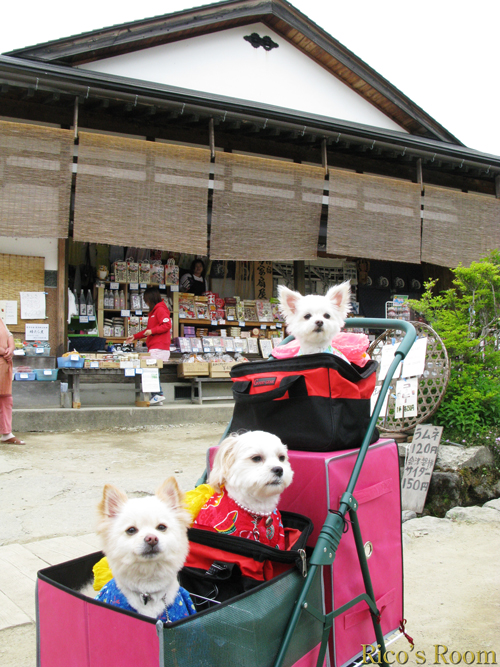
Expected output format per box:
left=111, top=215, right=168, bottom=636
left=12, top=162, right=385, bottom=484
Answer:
left=409, top=251, right=500, bottom=443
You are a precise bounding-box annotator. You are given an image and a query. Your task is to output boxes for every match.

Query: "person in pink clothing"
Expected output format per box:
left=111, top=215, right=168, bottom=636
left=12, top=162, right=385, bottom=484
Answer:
left=125, top=286, right=171, bottom=405
left=0, top=319, right=25, bottom=444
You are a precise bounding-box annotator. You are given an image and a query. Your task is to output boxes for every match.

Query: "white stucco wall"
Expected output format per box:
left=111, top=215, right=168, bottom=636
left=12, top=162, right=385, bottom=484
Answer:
left=79, top=23, right=407, bottom=134
left=0, top=237, right=58, bottom=270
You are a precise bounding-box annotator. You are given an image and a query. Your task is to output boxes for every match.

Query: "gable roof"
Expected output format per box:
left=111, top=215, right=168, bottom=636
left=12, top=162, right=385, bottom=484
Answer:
left=5, top=0, right=462, bottom=145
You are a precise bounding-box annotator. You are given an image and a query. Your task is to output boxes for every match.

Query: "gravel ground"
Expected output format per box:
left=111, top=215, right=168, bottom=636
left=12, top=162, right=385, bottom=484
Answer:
left=1, top=425, right=499, bottom=666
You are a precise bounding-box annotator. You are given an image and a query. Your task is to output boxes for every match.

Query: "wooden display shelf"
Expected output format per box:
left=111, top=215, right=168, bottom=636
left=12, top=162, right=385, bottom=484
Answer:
left=179, top=318, right=283, bottom=327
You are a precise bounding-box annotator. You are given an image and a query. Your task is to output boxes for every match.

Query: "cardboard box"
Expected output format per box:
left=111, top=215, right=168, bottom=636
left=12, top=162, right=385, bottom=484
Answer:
left=140, top=359, right=164, bottom=369
left=100, top=361, right=121, bottom=369
left=177, top=362, right=209, bottom=378
left=84, top=360, right=101, bottom=369
left=209, top=362, right=237, bottom=378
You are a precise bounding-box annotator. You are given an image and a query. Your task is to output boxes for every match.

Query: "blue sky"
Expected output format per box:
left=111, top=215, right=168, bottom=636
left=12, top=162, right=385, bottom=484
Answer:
left=2, top=0, right=499, bottom=157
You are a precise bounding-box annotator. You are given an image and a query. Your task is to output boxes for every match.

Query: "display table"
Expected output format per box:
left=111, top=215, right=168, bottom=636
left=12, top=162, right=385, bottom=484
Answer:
left=189, top=377, right=234, bottom=405
left=60, top=368, right=151, bottom=408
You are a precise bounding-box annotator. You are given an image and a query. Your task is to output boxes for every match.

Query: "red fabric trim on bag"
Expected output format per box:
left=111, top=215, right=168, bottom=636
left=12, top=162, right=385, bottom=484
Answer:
left=236, top=367, right=376, bottom=401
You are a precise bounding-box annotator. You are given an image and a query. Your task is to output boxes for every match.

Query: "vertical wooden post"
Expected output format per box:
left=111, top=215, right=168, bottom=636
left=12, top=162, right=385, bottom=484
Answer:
left=416, top=158, right=423, bottom=187
left=56, top=239, right=68, bottom=357
left=294, top=261, right=305, bottom=293
left=495, top=174, right=500, bottom=199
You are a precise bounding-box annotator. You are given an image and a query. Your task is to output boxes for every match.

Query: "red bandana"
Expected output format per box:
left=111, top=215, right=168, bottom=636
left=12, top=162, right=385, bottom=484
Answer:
left=193, top=489, right=286, bottom=549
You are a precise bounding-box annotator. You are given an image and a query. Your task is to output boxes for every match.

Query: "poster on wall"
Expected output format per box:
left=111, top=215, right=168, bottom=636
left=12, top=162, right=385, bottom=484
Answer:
left=25, top=324, right=49, bottom=341
left=0, top=300, right=18, bottom=325
left=20, top=292, right=46, bottom=320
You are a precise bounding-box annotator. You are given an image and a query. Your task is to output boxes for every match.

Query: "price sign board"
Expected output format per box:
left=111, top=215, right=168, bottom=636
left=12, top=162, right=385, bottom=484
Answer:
left=401, top=424, right=443, bottom=513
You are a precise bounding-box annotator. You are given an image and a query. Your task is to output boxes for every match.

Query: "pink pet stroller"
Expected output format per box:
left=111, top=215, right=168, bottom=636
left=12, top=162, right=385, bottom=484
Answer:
left=36, top=318, right=416, bottom=667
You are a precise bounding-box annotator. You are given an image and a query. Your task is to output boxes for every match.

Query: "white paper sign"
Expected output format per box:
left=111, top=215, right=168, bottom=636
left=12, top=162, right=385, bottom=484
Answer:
left=0, top=300, right=18, bottom=325
left=370, top=384, right=390, bottom=417
left=90, top=361, right=99, bottom=369
left=124, top=368, right=136, bottom=377
left=20, top=292, right=46, bottom=320
left=395, top=377, right=419, bottom=418
left=378, top=344, right=402, bottom=381
left=25, top=323, right=49, bottom=341
left=141, top=369, right=160, bottom=393
left=401, top=337, right=428, bottom=378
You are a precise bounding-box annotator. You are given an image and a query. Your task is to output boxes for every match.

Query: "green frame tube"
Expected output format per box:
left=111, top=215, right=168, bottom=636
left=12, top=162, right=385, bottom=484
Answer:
left=273, top=318, right=416, bottom=667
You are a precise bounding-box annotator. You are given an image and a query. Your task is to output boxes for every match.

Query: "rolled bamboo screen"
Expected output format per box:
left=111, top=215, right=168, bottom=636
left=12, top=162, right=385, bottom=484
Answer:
left=326, top=169, right=422, bottom=263
left=73, top=133, right=210, bottom=253
left=0, top=120, right=73, bottom=238
left=422, top=185, right=500, bottom=267
left=210, top=152, right=324, bottom=260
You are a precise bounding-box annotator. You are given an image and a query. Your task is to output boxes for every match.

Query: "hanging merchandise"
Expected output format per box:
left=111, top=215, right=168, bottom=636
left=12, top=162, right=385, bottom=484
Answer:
left=86, top=290, right=94, bottom=317
left=150, top=260, right=164, bottom=284
left=79, top=290, right=87, bottom=316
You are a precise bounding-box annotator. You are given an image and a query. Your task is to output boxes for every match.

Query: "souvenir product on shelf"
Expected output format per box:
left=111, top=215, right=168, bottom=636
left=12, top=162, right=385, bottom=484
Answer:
left=150, top=260, right=164, bottom=284
left=235, top=297, right=245, bottom=322
left=128, top=317, right=141, bottom=336
left=259, top=338, right=273, bottom=359
left=243, top=300, right=258, bottom=322
left=130, top=291, right=142, bottom=311
left=139, top=262, right=150, bottom=284
left=190, top=338, right=202, bottom=353
left=270, top=298, right=281, bottom=321
left=194, top=297, right=210, bottom=320
left=179, top=294, right=196, bottom=319
left=164, top=258, right=179, bottom=286
left=256, top=299, right=273, bottom=322
left=246, top=338, right=259, bottom=354
left=223, top=338, right=235, bottom=352
left=224, top=297, right=237, bottom=321
left=234, top=337, right=248, bottom=353
left=127, top=260, right=139, bottom=284
left=202, top=337, right=215, bottom=352
left=114, top=261, right=128, bottom=283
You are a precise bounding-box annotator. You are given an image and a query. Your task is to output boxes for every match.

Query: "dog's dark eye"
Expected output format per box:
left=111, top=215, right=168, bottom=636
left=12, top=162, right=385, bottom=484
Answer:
left=324, top=313, right=331, bottom=319
left=126, top=527, right=138, bottom=535
left=251, top=455, right=262, bottom=462
left=156, top=524, right=167, bottom=532
left=304, top=313, right=312, bottom=320
left=279, top=455, right=286, bottom=462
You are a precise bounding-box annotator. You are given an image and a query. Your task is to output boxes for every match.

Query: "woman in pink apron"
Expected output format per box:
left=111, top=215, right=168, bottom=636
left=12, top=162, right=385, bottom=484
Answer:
left=0, top=319, right=25, bottom=445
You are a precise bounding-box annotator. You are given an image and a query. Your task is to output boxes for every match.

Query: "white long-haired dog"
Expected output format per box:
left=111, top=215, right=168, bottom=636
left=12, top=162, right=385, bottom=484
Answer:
left=278, top=282, right=351, bottom=355
left=208, top=431, right=294, bottom=516
left=96, top=477, right=193, bottom=619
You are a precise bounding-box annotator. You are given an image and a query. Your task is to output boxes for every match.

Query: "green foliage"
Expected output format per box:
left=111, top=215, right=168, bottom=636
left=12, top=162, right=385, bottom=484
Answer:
left=409, top=251, right=500, bottom=444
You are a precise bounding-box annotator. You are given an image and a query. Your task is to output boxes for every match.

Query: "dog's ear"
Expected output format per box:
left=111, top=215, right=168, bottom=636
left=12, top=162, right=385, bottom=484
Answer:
left=278, top=285, right=302, bottom=319
left=208, top=434, right=240, bottom=492
left=156, top=476, right=183, bottom=509
left=326, top=281, right=351, bottom=318
left=99, top=484, right=128, bottom=519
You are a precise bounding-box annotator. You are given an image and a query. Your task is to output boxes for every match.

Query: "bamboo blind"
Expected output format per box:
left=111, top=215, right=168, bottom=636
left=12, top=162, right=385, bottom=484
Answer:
left=0, top=120, right=73, bottom=238
left=210, top=152, right=324, bottom=260
left=0, top=253, right=45, bottom=333
left=326, top=169, right=422, bottom=263
left=73, top=133, right=210, bottom=254
left=422, top=185, right=500, bottom=267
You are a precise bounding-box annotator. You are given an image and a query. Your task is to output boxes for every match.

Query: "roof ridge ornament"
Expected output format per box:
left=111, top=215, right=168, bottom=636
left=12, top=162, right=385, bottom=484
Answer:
left=243, top=33, right=279, bottom=51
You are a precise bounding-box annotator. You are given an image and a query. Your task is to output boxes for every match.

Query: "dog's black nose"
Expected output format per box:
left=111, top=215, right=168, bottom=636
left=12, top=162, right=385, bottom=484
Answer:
left=315, top=320, right=323, bottom=328
left=272, top=466, right=283, bottom=477
left=144, top=534, right=158, bottom=546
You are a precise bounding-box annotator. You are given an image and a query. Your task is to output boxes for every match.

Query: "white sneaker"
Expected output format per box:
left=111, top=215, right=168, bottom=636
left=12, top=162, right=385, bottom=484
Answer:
left=149, top=395, right=165, bottom=406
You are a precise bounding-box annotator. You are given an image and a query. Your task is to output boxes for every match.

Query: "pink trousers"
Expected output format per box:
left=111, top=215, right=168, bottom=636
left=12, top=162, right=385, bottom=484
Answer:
left=0, top=395, right=13, bottom=434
